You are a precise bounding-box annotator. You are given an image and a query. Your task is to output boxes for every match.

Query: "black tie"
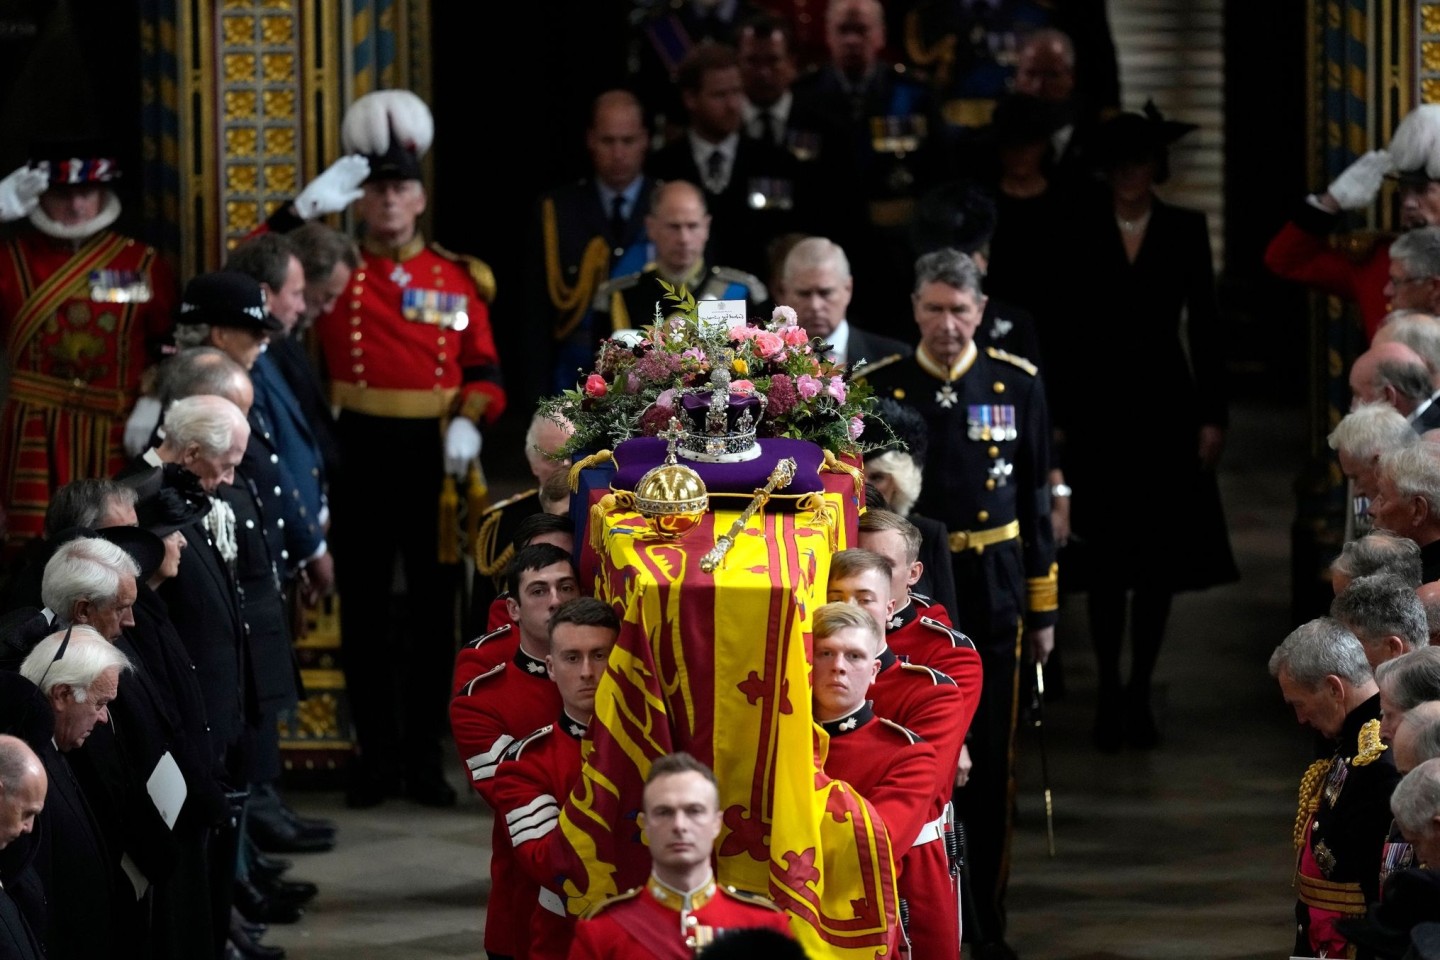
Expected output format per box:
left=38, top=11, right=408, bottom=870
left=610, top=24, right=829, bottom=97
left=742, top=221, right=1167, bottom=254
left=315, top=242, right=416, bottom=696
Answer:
left=760, top=111, right=778, bottom=145
left=706, top=149, right=725, bottom=189
left=609, top=194, right=626, bottom=243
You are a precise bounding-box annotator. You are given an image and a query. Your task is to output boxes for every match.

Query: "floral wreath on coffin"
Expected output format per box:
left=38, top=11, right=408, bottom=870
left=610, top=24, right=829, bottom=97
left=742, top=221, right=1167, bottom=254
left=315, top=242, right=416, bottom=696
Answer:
left=538, top=282, right=894, bottom=462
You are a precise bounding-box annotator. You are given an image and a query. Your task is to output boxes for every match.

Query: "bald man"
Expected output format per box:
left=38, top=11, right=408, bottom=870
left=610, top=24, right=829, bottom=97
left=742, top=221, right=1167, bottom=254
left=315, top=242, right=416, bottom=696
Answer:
left=1351, top=340, right=1440, bottom=432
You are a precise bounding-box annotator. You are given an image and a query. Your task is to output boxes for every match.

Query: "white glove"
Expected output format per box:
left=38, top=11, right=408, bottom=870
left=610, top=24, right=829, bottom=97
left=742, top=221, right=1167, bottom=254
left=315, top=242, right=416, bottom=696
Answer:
left=1327, top=149, right=1395, bottom=210
left=124, top=397, right=163, bottom=457
left=444, top=417, right=482, bottom=479
left=292, top=155, right=370, bottom=220
left=0, top=166, right=47, bottom=222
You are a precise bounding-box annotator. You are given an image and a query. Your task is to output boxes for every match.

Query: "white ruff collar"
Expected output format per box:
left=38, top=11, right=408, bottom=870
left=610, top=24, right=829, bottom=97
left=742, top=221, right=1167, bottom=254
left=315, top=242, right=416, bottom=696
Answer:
left=27, top=189, right=122, bottom=241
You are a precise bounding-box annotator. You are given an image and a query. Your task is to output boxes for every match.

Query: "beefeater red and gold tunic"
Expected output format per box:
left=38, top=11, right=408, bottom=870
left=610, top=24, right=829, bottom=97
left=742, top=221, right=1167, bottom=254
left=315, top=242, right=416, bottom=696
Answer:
left=0, top=228, right=175, bottom=546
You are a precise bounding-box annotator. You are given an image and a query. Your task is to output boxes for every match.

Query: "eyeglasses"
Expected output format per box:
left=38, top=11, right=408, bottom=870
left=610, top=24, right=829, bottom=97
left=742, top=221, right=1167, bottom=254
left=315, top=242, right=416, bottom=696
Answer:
left=1389, top=274, right=1435, bottom=287
left=35, top=623, right=72, bottom=691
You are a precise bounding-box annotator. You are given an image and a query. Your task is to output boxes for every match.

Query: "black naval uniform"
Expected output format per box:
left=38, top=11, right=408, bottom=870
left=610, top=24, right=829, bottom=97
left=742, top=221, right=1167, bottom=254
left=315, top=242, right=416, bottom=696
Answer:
left=861, top=341, right=1058, bottom=951
left=467, top=487, right=540, bottom=637
left=591, top=261, right=768, bottom=336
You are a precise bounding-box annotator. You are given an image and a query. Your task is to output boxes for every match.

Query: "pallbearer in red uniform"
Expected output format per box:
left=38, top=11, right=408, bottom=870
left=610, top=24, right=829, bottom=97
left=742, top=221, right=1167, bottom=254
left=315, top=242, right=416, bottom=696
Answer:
left=812, top=601, right=952, bottom=959
left=569, top=752, right=795, bottom=960
left=314, top=89, right=507, bottom=809
left=0, top=141, right=175, bottom=553
left=491, top=598, right=621, bottom=960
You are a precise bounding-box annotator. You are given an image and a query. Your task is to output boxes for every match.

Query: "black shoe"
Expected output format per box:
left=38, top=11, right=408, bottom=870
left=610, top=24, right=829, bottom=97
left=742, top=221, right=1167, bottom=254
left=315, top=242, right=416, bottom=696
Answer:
left=250, top=849, right=292, bottom=882
left=230, top=910, right=287, bottom=959
left=253, top=783, right=338, bottom=835
left=973, top=939, right=1020, bottom=960
left=255, top=873, right=318, bottom=907
left=249, top=811, right=337, bottom=854
left=405, top=772, right=457, bottom=808
left=231, top=906, right=267, bottom=940
left=233, top=878, right=303, bottom=925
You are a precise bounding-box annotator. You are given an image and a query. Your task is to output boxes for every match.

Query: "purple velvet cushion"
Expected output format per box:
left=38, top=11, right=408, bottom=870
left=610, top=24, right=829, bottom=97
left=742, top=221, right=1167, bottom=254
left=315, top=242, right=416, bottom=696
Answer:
left=612, top=437, right=826, bottom=508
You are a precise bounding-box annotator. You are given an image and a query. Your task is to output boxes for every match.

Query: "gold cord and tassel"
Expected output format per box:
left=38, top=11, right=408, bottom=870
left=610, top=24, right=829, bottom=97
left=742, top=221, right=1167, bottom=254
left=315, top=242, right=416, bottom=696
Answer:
left=590, top=492, right=632, bottom=556
left=568, top=450, right=613, bottom=492
left=821, top=449, right=864, bottom=499
left=797, top=492, right=840, bottom=550
left=543, top=198, right=612, bottom=340
left=1293, top=758, right=1333, bottom=850
left=464, top=462, right=490, bottom=558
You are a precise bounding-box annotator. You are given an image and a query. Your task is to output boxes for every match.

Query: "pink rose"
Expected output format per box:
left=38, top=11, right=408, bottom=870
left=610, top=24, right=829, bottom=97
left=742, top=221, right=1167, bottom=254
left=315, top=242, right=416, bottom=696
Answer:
left=772, top=305, right=799, bottom=327
left=795, top=374, right=821, bottom=400
left=781, top=325, right=809, bottom=347
left=849, top=416, right=865, bottom=440
left=729, top=324, right=758, bottom=341
left=731, top=379, right=757, bottom=394
left=826, top=378, right=847, bottom=403
left=584, top=374, right=608, bottom=398
left=752, top=331, right=786, bottom=359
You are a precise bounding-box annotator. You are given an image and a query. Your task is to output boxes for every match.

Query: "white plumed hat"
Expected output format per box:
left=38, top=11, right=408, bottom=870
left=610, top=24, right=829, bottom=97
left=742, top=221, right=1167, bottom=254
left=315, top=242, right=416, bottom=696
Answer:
left=340, top=89, right=434, bottom=180
left=1389, top=104, right=1440, bottom=181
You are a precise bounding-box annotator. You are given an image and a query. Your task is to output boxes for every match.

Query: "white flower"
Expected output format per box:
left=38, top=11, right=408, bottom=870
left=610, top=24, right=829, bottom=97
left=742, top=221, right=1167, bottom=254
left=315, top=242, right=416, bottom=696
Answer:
left=771, top=305, right=798, bottom=327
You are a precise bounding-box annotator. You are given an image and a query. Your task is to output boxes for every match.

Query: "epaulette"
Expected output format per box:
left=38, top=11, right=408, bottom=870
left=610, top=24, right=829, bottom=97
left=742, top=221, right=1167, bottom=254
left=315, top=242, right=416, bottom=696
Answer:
left=920, top=616, right=978, bottom=650
left=502, top=723, right=554, bottom=761
left=431, top=242, right=497, bottom=304
left=710, top=265, right=769, bottom=302
left=910, top=591, right=934, bottom=606
left=464, top=622, right=513, bottom=650
left=582, top=887, right=642, bottom=919
left=1353, top=718, right=1388, bottom=766
left=852, top=352, right=905, bottom=378
left=473, top=489, right=539, bottom=576
left=486, top=487, right=540, bottom=514
left=455, top=661, right=505, bottom=698
left=985, top=346, right=1038, bottom=376
left=899, top=661, right=957, bottom=686
left=876, top=716, right=923, bottom=744
left=595, top=271, right=643, bottom=300
left=722, top=886, right=785, bottom=911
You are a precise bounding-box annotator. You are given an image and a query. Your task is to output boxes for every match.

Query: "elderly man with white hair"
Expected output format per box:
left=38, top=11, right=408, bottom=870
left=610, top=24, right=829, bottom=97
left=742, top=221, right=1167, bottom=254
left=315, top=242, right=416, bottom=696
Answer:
left=1270, top=616, right=1403, bottom=959
left=1369, top=440, right=1440, bottom=581
left=0, top=627, right=131, bottom=956
left=1329, top=401, right=1418, bottom=540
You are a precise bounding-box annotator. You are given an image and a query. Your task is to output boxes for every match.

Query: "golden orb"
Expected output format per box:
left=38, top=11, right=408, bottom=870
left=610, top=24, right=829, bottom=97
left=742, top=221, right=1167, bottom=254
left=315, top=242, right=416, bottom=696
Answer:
left=632, top=459, right=708, bottom=541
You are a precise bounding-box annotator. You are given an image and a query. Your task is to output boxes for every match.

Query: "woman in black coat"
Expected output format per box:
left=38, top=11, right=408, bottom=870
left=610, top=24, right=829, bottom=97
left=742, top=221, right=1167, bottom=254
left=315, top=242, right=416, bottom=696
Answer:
left=1061, top=103, right=1238, bottom=752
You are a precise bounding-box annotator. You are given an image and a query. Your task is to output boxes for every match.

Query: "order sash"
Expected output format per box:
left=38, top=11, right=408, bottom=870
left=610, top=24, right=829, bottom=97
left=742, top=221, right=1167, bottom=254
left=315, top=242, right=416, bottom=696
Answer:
left=5, top=231, right=132, bottom=356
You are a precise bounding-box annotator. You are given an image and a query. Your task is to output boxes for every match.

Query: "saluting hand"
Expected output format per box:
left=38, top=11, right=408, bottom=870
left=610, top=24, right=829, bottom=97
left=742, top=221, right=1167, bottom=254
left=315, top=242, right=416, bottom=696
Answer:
left=293, top=155, right=370, bottom=220
left=0, top=165, right=47, bottom=222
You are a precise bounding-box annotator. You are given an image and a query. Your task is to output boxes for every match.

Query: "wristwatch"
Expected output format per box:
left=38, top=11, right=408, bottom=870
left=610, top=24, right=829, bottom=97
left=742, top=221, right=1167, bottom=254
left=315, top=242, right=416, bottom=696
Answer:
left=1050, top=483, right=1073, bottom=499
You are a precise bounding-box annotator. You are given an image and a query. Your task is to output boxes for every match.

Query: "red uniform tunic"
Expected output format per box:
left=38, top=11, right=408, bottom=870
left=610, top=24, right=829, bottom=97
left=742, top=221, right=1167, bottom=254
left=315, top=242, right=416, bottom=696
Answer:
left=487, top=592, right=515, bottom=634
left=449, top=645, right=561, bottom=960
left=452, top=622, right=519, bottom=695
left=568, top=876, right=794, bottom=960
left=492, top=715, right=588, bottom=960
left=314, top=235, right=505, bottom=424
left=823, top=702, right=956, bottom=960
left=887, top=599, right=985, bottom=736
left=1263, top=219, right=1391, bottom=339
left=0, top=226, right=175, bottom=545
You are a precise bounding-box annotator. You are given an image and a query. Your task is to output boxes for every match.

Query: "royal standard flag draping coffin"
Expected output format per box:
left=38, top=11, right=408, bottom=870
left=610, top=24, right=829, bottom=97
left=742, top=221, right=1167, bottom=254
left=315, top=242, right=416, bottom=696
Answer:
left=552, top=476, right=904, bottom=957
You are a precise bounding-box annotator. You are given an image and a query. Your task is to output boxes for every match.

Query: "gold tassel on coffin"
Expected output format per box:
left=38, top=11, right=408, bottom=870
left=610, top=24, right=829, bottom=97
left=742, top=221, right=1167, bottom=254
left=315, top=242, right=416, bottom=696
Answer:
left=568, top=450, right=613, bottom=492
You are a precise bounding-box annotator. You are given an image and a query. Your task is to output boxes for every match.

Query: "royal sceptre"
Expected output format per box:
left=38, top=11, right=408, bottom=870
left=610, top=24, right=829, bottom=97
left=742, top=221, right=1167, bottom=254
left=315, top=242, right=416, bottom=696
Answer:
left=700, top=457, right=797, bottom=573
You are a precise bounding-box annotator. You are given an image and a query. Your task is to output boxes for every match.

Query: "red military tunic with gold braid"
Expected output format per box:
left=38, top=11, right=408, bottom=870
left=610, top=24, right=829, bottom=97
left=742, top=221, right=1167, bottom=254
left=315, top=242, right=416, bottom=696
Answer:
left=315, top=235, right=505, bottom=425
left=568, top=875, right=794, bottom=960
left=0, top=227, right=175, bottom=546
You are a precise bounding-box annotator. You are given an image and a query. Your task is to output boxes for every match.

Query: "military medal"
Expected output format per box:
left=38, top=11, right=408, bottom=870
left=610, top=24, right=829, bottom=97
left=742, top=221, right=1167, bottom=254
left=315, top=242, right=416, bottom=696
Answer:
left=988, top=457, right=1013, bottom=487
left=979, top=404, right=992, bottom=441
left=1323, top=760, right=1348, bottom=807
left=746, top=177, right=794, bottom=211
left=402, top=288, right=470, bottom=331
left=389, top=264, right=412, bottom=286
left=936, top=383, right=958, bottom=409
left=967, top=405, right=983, bottom=440
left=998, top=404, right=1017, bottom=440
left=89, top=269, right=152, bottom=303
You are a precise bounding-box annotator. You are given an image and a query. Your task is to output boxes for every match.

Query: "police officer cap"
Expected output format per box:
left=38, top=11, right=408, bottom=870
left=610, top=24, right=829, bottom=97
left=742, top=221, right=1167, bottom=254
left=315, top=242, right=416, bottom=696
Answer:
left=176, top=270, right=282, bottom=333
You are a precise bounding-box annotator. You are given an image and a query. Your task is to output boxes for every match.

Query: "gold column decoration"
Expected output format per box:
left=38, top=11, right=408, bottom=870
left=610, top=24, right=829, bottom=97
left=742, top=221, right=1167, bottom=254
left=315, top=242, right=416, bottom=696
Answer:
left=217, top=1, right=300, bottom=248
left=1421, top=2, right=1440, bottom=102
